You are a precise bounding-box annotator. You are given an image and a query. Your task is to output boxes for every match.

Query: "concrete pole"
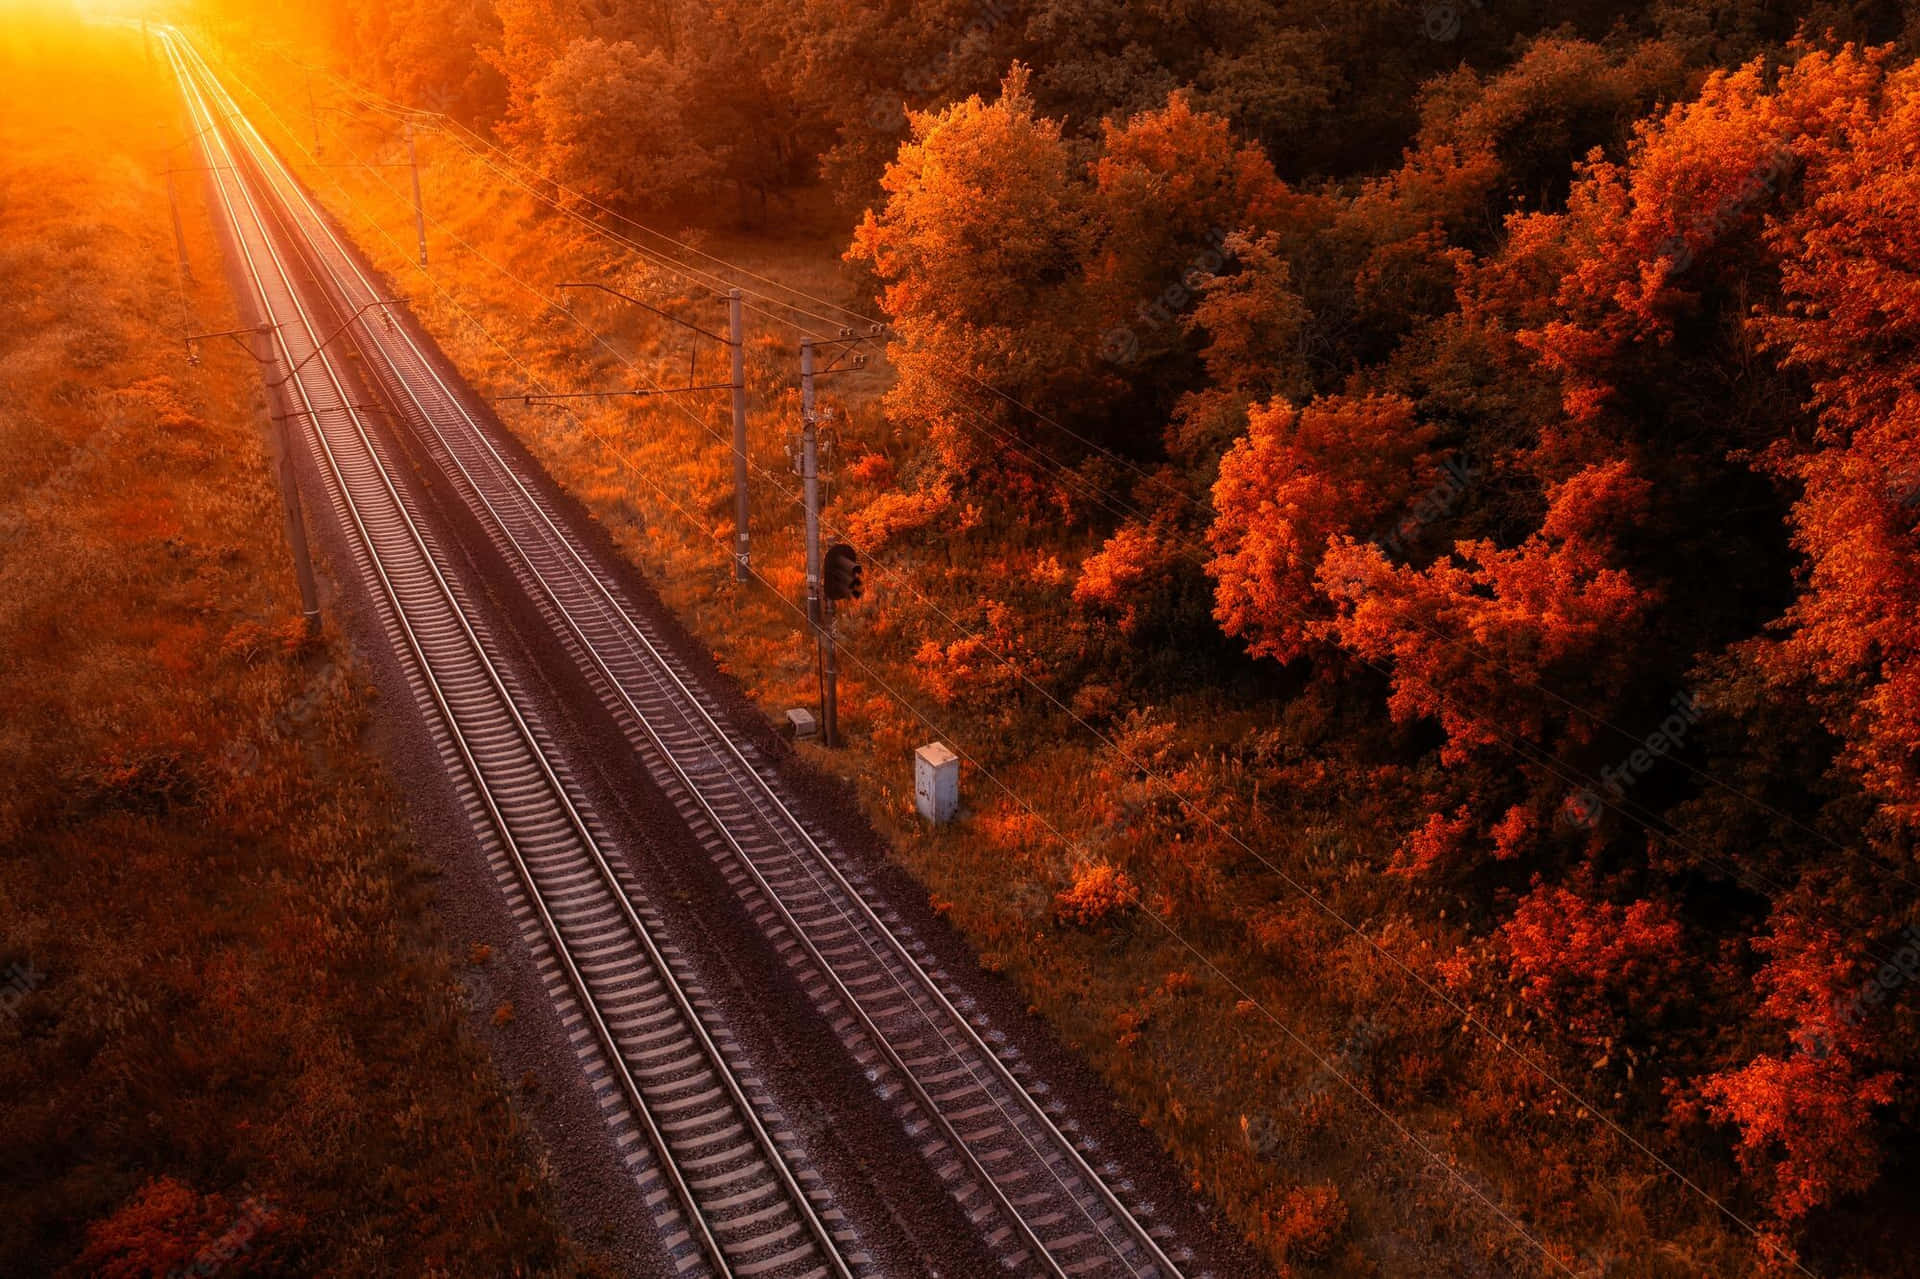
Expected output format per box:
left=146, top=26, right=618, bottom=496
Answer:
left=798, top=340, right=838, bottom=746
left=801, top=340, right=821, bottom=629
left=306, top=70, right=323, bottom=159
left=253, top=325, right=321, bottom=636
left=729, top=288, right=750, bottom=581
left=166, top=168, right=193, bottom=283
left=406, top=120, right=427, bottom=267
left=821, top=599, right=839, bottom=748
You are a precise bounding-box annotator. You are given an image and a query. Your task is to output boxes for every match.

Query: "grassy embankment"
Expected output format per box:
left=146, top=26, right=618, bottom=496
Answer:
left=212, top=35, right=1782, bottom=1276
left=0, top=22, right=609, bottom=1277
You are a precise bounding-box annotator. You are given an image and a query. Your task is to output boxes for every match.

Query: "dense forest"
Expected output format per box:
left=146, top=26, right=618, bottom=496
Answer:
left=186, top=0, right=1920, bottom=1268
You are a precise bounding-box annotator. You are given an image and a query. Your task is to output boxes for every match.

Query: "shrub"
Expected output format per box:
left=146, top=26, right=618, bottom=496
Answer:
left=1053, top=862, right=1137, bottom=928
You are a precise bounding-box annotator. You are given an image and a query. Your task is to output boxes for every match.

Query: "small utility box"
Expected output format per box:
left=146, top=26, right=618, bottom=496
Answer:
left=785, top=708, right=818, bottom=740
left=914, top=742, right=960, bottom=823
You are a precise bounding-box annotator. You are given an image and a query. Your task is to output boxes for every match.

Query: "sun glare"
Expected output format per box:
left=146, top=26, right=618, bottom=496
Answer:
left=0, top=0, right=163, bottom=22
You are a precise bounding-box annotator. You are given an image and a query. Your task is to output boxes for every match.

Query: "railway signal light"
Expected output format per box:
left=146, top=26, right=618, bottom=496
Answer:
left=824, top=543, right=862, bottom=601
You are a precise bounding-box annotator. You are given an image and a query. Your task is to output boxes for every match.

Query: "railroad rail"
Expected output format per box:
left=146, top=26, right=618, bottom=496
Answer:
left=171, top=26, right=1195, bottom=1277
left=165, top=32, right=855, bottom=1279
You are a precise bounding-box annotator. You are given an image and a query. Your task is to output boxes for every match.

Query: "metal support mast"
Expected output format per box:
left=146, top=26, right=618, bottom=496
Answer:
left=252, top=325, right=322, bottom=637
left=729, top=288, right=750, bottom=580
left=406, top=120, right=426, bottom=266
left=166, top=168, right=193, bottom=283
left=306, top=70, right=324, bottom=159
left=801, top=339, right=822, bottom=629
left=799, top=340, right=838, bottom=746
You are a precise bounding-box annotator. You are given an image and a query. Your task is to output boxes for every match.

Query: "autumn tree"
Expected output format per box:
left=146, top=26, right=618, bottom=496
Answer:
left=847, top=65, right=1095, bottom=483
left=1206, top=394, right=1437, bottom=666
left=1084, top=93, right=1288, bottom=377
left=522, top=38, right=716, bottom=213
left=1317, top=459, right=1655, bottom=764
left=342, top=0, right=505, bottom=123
left=1753, top=59, right=1920, bottom=832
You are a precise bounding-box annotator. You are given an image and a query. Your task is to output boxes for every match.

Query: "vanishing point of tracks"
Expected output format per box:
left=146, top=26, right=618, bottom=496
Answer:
left=168, top=27, right=1196, bottom=1278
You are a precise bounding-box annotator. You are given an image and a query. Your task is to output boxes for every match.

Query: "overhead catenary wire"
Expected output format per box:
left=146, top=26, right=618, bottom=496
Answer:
left=202, top=45, right=1595, bottom=1271
left=284, top=49, right=1919, bottom=893
left=224, top=43, right=1834, bottom=1274
left=282, top=49, right=859, bottom=337
left=200, top=48, right=1181, bottom=1276
left=266, top=161, right=1581, bottom=1276
left=245, top=63, right=1842, bottom=1271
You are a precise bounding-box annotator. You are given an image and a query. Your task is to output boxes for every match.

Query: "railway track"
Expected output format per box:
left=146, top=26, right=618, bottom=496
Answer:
left=167, top=33, right=855, bottom=1279
left=169, top=26, right=1198, bottom=1278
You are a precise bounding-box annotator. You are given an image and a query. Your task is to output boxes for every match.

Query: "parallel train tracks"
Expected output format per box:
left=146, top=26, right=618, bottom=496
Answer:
left=166, top=27, right=1194, bottom=1278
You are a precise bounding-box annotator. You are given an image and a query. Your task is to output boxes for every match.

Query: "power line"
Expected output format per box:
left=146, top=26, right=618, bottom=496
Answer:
left=266, top=158, right=1581, bottom=1273
left=289, top=48, right=1915, bottom=891
left=218, top=43, right=1835, bottom=1272
left=267, top=73, right=1854, bottom=1264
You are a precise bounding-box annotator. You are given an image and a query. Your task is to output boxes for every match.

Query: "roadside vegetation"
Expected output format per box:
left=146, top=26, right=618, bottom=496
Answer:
left=0, top=22, right=607, bottom=1277
left=179, top=0, right=1920, bottom=1274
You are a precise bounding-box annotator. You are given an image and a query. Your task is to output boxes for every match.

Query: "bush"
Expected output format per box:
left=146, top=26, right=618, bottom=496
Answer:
left=1053, top=862, right=1137, bottom=928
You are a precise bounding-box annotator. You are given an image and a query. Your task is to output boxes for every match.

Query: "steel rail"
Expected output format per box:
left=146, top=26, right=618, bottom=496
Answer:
left=187, top=33, right=1187, bottom=1278
left=166, top=34, right=849, bottom=1279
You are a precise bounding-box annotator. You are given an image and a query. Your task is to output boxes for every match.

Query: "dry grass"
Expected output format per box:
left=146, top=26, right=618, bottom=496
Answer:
left=198, top=35, right=1797, bottom=1277
left=0, top=24, right=607, bottom=1277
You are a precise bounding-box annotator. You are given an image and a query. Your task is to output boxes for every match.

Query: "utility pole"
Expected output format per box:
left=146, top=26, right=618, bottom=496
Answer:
left=406, top=120, right=427, bottom=267
left=165, top=168, right=193, bottom=283
left=306, top=70, right=323, bottom=159
left=799, top=339, right=837, bottom=745
left=800, top=339, right=822, bottom=630
left=821, top=588, right=839, bottom=746
left=729, top=288, right=750, bottom=581
left=252, top=324, right=322, bottom=637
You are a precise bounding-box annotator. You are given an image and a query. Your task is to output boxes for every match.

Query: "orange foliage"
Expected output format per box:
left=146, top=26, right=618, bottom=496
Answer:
left=1473, top=47, right=1887, bottom=426
left=1319, top=462, right=1654, bottom=761
left=1053, top=862, right=1137, bottom=928
left=847, top=66, right=1094, bottom=480
left=1207, top=394, right=1436, bottom=665
left=1260, top=1183, right=1348, bottom=1265
left=1074, top=521, right=1183, bottom=635
left=1698, top=1053, right=1897, bottom=1221
left=1498, top=884, right=1685, bottom=1051
left=1086, top=92, right=1289, bottom=356
left=1754, top=61, right=1920, bottom=830
left=75, top=1178, right=289, bottom=1279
